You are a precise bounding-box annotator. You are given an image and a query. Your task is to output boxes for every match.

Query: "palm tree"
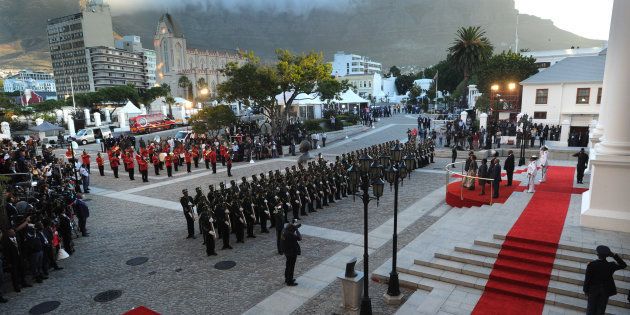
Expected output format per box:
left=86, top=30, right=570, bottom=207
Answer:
left=448, top=26, right=493, bottom=82
left=165, top=95, right=175, bottom=119
left=178, top=76, right=192, bottom=100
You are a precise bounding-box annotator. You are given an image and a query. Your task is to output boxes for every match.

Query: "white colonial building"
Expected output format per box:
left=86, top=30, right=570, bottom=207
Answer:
left=331, top=52, right=382, bottom=77
left=153, top=13, right=244, bottom=99
left=3, top=70, right=56, bottom=93
left=522, top=46, right=606, bottom=70
left=520, top=53, right=605, bottom=146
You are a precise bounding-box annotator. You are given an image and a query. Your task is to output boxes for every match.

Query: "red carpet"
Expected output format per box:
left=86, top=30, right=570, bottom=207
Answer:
left=446, top=179, right=525, bottom=208
left=124, top=306, right=160, bottom=315
left=472, top=166, right=581, bottom=315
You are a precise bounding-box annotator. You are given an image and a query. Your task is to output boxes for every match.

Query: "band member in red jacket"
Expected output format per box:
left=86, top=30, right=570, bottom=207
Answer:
left=225, top=152, right=233, bottom=177
left=124, top=153, right=135, bottom=181
left=152, top=154, right=160, bottom=176
left=96, top=153, right=105, bottom=176
left=165, top=153, right=174, bottom=177
left=184, top=150, right=193, bottom=173
left=210, top=148, right=217, bottom=174
left=192, top=145, right=200, bottom=168
left=137, top=155, right=149, bottom=182
left=219, top=144, right=227, bottom=166
left=110, top=153, right=120, bottom=178
left=81, top=150, right=91, bottom=173
left=203, top=147, right=211, bottom=169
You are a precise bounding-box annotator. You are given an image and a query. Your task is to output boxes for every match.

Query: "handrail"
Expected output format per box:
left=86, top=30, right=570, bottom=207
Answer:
left=444, top=161, right=494, bottom=205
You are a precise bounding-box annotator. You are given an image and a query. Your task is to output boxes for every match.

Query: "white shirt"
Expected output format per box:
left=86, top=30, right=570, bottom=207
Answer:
left=539, top=150, right=548, bottom=166
left=80, top=167, right=89, bottom=177
left=527, top=161, right=538, bottom=176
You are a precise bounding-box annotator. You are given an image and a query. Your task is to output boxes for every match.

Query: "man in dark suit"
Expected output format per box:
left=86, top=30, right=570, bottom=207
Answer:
left=1, top=228, right=32, bottom=292
left=180, top=189, right=195, bottom=239
left=504, top=150, right=515, bottom=186
left=583, top=245, right=627, bottom=315
left=573, top=148, right=589, bottom=184
left=491, top=158, right=502, bottom=198
left=282, top=219, right=302, bottom=286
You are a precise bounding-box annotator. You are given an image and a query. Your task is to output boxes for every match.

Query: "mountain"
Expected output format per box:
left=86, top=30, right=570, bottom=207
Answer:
left=0, top=0, right=603, bottom=72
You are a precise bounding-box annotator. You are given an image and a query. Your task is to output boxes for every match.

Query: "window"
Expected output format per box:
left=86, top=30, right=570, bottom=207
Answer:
left=535, top=89, right=548, bottom=104
left=597, top=87, right=602, bottom=104
left=533, top=112, right=547, bottom=119
left=576, top=88, right=590, bottom=104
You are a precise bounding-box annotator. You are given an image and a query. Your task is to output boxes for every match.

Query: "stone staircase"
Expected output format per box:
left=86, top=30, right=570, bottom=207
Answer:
left=375, top=233, right=630, bottom=314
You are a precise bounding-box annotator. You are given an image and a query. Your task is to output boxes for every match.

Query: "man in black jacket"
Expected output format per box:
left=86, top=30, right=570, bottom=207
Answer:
left=583, top=245, right=627, bottom=315
left=491, top=158, right=502, bottom=198
left=282, top=219, right=302, bottom=286
left=504, top=150, right=515, bottom=186
left=573, top=148, right=589, bottom=184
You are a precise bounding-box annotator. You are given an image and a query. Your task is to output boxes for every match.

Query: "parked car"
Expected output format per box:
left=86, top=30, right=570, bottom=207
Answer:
left=69, top=126, right=112, bottom=145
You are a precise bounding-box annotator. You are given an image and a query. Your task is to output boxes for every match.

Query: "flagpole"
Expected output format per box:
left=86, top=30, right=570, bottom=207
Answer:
left=70, top=76, right=77, bottom=113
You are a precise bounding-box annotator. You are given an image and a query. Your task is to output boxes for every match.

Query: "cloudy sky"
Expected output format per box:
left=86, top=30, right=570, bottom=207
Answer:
left=515, top=0, right=613, bottom=40
left=106, top=0, right=614, bottom=40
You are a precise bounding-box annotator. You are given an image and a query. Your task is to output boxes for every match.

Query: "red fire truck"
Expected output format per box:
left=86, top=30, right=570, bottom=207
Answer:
left=129, top=114, right=175, bottom=134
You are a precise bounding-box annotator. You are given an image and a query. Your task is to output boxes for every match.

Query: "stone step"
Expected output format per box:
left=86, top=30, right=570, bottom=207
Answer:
left=494, top=234, right=630, bottom=261
left=434, top=251, right=630, bottom=294
left=453, top=245, right=630, bottom=283
left=475, top=238, right=593, bottom=264
left=408, top=259, right=630, bottom=309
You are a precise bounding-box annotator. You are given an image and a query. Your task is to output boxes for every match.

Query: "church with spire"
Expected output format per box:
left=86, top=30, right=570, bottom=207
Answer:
left=153, top=13, right=244, bottom=100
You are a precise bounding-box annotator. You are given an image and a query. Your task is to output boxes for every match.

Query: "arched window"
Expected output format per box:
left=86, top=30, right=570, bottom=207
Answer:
left=161, top=39, right=169, bottom=73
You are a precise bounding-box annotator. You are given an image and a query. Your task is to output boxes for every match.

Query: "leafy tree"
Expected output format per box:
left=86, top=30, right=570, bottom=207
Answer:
left=34, top=99, right=65, bottom=113
left=388, top=65, right=401, bottom=77
left=407, top=85, right=422, bottom=105
left=140, top=85, right=169, bottom=108
left=178, top=76, right=192, bottom=100
left=448, top=26, right=493, bottom=82
left=395, top=74, right=416, bottom=95
left=424, top=58, right=464, bottom=94
left=474, top=93, right=490, bottom=113
left=190, top=105, right=237, bottom=136
left=196, top=78, right=208, bottom=92
left=475, top=51, right=538, bottom=93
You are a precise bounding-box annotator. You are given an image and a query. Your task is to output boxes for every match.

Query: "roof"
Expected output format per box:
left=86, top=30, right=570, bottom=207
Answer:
left=521, top=55, right=606, bottom=85
left=29, top=121, right=64, bottom=132
left=159, top=13, right=184, bottom=38
left=112, top=101, right=143, bottom=116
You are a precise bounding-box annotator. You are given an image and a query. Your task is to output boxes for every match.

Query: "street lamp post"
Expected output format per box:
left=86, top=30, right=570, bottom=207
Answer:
left=348, top=154, right=385, bottom=315
left=518, top=115, right=532, bottom=166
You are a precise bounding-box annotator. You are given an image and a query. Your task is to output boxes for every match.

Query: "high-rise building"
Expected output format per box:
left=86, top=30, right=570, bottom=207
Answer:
left=85, top=46, right=148, bottom=91
left=46, top=0, right=114, bottom=98
left=331, top=52, right=382, bottom=77
left=3, top=70, right=56, bottom=93
left=116, top=35, right=157, bottom=87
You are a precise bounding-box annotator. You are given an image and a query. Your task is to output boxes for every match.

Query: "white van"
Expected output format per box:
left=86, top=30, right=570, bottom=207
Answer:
left=70, top=127, right=112, bottom=145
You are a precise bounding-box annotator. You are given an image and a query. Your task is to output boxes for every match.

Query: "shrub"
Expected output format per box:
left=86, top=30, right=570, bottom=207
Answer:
left=303, top=119, right=323, bottom=132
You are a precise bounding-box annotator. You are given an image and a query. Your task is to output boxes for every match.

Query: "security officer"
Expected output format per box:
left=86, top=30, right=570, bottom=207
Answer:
left=180, top=189, right=195, bottom=239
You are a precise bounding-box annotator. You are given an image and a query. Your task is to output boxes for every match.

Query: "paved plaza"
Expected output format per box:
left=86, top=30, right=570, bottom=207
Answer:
left=2, top=115, right=452, bottom=314
left=4, top=114, right=628, bottom=315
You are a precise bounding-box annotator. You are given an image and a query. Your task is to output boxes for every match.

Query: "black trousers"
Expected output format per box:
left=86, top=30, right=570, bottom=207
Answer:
left=98, top=165, right=104, bottom=176
left=221, top=227, right=230, bottom=248
left=185, top=215, right=195, bottom=237
left=154, top=165, right=160, bottom=176
left=285, top=255, right=297, bottom=283
left=506, top=170, right=513, bottom=186
left=186, top=163, right=192, bottom=173
left=112, top=167, right=118, bottom=178
left=174, top=163, right=178, bottom=172
left=77, top=215, right=87, bottom=235
left=128, top=168, right=134, bottom=180
left=211, top=163, right=217, bottom=174
left=205, top=234, right=216, bottom=255
left=141, top=170, right=148, bottom=182
left=227, top=165, right=232, bottom=177
left=167, top=166, right=172, bottom=177
left=322, top=138, right=326, bottom=147
left=276, top=228, right=284, bottom=254
left=577, top=167, right=586, bottom=183
left=8, top=259, right=27, bottom=290
left=193, top=158, right=199, bottom=168
left=492, top=180, right=500, bottom=198
left=205, top=160, right=210, bottom=169
left=586, top=289, right=609, bottom=315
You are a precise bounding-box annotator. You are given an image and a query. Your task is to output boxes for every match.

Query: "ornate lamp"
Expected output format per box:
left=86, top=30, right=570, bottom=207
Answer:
left=391, top=143, right=402, bottom=162
left=372, top=178, right=385, bottom=199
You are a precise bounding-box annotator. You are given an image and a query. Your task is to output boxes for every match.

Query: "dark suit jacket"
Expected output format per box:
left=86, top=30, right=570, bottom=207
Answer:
left=492, top=163, right=502, bottom=182
left=504, top=154, right=515, bottom=172
left=282, top=228, right=301, bottom=256
left=583, top=254, right=627, bottom=296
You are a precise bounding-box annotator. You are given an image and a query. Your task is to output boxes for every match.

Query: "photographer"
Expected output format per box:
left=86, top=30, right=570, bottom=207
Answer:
left=282, top=219, right=302, bottom=286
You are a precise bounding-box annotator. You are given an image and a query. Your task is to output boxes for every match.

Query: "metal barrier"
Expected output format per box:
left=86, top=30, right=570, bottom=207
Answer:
left=444, top=161, right=495, bottom=205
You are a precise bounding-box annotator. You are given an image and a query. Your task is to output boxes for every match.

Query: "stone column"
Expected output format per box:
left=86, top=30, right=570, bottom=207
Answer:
left=1, top=121, right=10, bottom=138
left=559, top=118, right=571, bottom=146
left=104, top=108, right=111, bottom=123
left=479, top=113, right=488, bottom=131
left=67, top=118, right=76, bottom=136
left=118, top=111, right=128, bottom=130
left=84, top=108, right=92, bottom=125
left=581, top=0, right=630, bottom=233
left=588, top=119, right=599, bottom=149
left=94, top=112, right=102, bottom=127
